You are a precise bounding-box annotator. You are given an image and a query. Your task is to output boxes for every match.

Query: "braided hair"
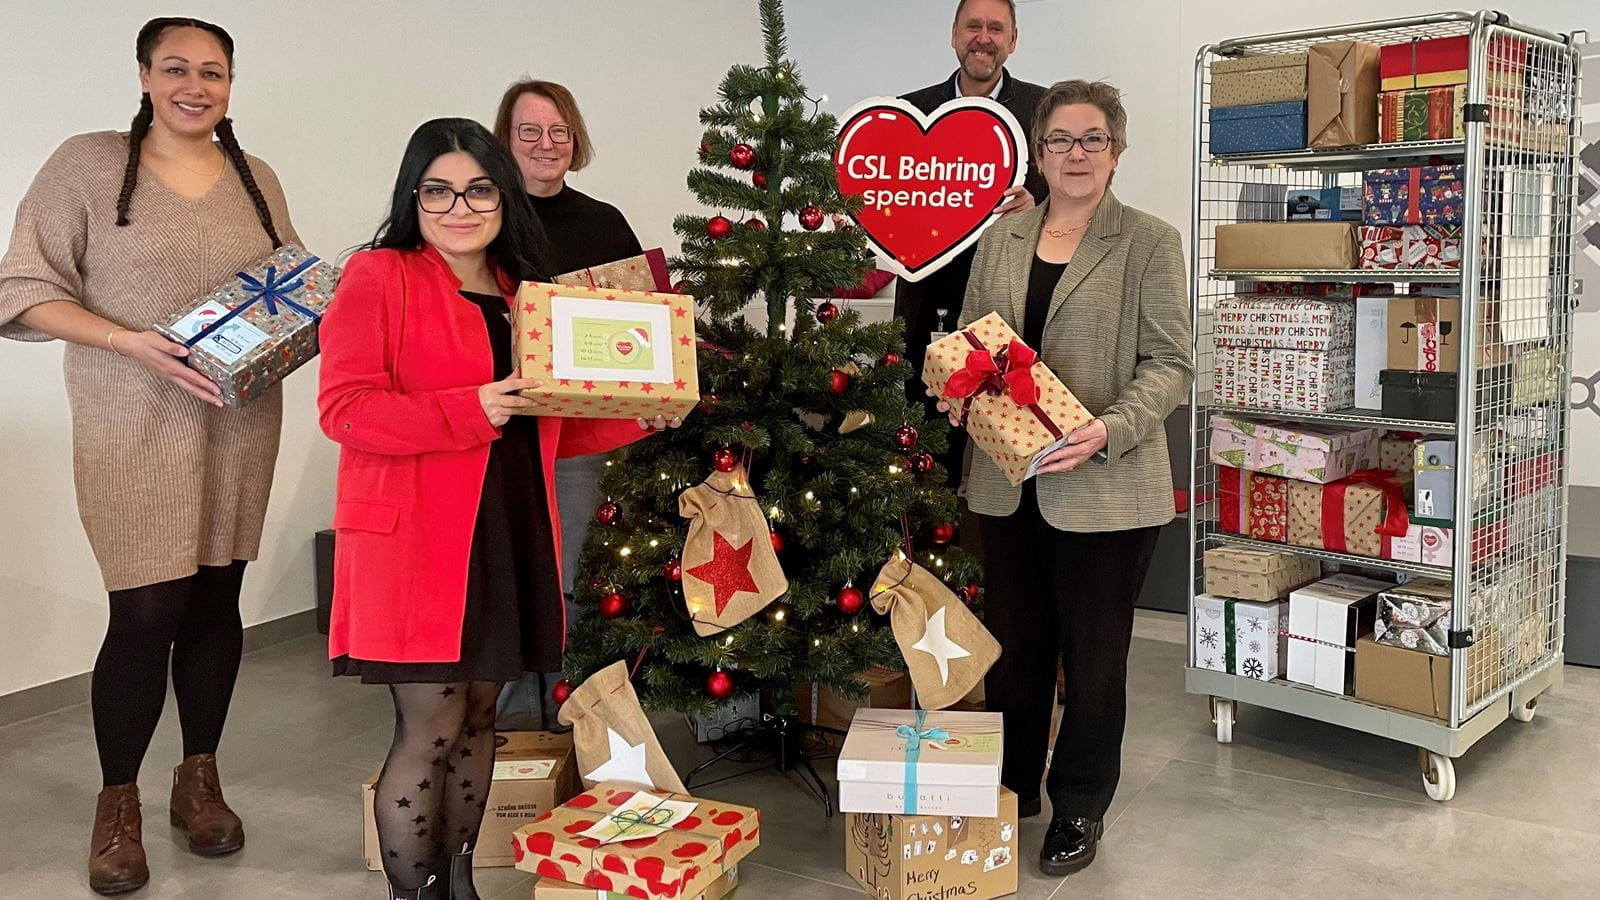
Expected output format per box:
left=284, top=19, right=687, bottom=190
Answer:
left=114, top=17, right=281, bottom=248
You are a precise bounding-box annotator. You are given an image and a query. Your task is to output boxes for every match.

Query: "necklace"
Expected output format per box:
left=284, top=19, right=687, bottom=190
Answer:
left=1042, top=218, right=1092, bottom=239
left=149, top=145, right=225, bottom=177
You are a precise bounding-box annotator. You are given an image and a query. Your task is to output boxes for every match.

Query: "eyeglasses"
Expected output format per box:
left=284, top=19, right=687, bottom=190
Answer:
left=515, top=124, right=573, bottom=144
left=415, top=183, right=503, bottom=214
left=1039, top=132, right=1114, bottom=154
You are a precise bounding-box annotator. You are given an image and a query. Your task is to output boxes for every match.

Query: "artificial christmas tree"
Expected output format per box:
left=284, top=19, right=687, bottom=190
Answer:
left=561, top=0, right=980, bottom=727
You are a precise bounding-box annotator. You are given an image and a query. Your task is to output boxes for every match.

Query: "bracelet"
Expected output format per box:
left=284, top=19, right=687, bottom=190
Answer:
left=107, top=328, right=127, bottom=356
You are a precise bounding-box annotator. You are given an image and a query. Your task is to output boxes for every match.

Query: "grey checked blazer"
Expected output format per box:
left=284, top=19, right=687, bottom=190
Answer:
left=958, top=192, right=1193, bottom=532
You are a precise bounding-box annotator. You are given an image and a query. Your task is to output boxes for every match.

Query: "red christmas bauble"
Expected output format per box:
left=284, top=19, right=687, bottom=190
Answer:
left=706, top=216, right=734, bottom=240
left=815, top=301, right=839, bottom=324
left=799, top=206, right=825, bottom=231
left=706, top=669, right=735, bottom=700
left=961, top=582, right=981, bottom=605
left=595, top=500, right=622, bottom=526
left=729, top=143, right=756, bottom=169
left=892, top=424, right=920, bottom=451
left=932, top=522, right=955, bottom=545
left=551, top=679, right=573, bottom=705
left=712, top=446, right=738, bottom=472
left=745, top=217, right=766, bottom=232
left=752, top=172, right=768, bottom=189
left=882, top=352, right=902, bottom=366
left=836, top=585, right=865, bottom=615
left=698, top=393, right=720, bottom=414
left=672, top=280, right=690, bottom=294
left=829, top=369, right=851, bottom=395
left=698, top=139, right=711, bottom=160
left=663, top=558, right=682, bottom=582
left=599, top=591, right=627, bottom=619
left=769, top=530, right=784, bottom=553
left=909, top=452, right=935, bottom=476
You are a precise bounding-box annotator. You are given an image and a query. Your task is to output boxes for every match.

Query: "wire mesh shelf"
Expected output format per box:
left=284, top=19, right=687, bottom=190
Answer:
left=1212, top=140, right=1467, bottom=173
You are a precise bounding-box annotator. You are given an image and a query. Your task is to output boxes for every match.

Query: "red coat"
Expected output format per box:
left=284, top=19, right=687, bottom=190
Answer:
left=317, top=244, right=644, bottom=663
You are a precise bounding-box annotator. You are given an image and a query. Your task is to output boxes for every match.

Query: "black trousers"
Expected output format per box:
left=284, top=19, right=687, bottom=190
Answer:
left=979, top=485, right=1160, bottom=820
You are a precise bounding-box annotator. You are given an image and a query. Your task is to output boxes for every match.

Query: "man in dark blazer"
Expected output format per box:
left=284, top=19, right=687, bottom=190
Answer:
left=898, top=0, right=1050, bottom=486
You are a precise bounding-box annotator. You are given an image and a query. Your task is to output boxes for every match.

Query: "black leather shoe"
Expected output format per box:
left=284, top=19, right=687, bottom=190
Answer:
left=1039, top=815, right=1103, bottom=876
left=1017, top=796, right=1043, bottom=819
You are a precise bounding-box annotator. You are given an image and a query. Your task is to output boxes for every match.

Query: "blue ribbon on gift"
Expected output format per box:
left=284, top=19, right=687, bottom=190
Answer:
left=183, top=255, right=323, bottom=349
left=894, top=710, right=949, bottom=815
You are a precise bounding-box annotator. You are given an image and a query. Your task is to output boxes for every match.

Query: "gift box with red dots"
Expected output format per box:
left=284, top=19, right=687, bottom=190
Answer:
left=515, top=282, right=700, bottom=422
left=512, top=782, right=760, bottom=899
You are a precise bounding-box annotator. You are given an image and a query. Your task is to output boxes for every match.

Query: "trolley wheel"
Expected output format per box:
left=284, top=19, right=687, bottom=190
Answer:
left=1510, top=696, right=1538, bottom=722
left=1211, top=697, right=1235, bottom=744
left=1419, top=749, right=1456, bottom=802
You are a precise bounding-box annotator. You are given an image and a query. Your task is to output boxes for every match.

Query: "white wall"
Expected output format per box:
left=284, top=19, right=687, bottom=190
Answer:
left=0, top=0, right=762, bottom=698
left=5, top=0, right=1599, bottom=699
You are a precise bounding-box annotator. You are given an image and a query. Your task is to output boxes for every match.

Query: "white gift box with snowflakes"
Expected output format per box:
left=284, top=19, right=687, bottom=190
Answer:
left=1192, top=595, right=1288, bottom=680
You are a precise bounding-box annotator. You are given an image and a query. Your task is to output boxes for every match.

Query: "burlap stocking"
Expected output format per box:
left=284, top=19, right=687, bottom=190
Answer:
left=557, top=661, right=686, bottom=793
left=678, top=464, right=788, bottom=637
left=869, top=555, right=1000, bottom=710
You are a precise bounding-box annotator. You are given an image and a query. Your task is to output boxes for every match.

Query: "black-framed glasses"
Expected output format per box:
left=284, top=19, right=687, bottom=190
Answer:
left=1039, top=132, right=1114, bottom=154
left=415, top=183, right=503, bottom=214
left=515, top=123, right=572, bottom=144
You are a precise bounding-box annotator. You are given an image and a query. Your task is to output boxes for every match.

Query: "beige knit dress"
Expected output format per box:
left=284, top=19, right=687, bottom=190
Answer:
left=0, top=131, right=300, bottom=592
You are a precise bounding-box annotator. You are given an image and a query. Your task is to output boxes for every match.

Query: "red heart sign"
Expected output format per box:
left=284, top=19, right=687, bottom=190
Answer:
left=835, top=96, right=1027, bottom=282
left=615, top=340, right=635, bottom=357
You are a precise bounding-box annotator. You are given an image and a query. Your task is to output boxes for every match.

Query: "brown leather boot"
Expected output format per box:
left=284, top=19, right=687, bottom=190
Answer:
left=169, top=754, right=245, bottom=856
left=88, top=783, right=148, bottom=895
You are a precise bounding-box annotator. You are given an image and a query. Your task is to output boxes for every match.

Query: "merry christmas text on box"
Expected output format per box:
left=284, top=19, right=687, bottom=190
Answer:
left=514, top=282, right=699, bottom=421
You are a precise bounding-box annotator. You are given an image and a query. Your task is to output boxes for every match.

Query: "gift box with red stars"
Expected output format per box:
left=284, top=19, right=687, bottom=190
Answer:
left=512, top=782, right=759, bottom=899
left=514, top=282, right=700, bottom=421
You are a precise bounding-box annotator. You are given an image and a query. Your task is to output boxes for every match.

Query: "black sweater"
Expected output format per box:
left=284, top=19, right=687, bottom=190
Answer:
left=528, top=184, right=644, bottom=276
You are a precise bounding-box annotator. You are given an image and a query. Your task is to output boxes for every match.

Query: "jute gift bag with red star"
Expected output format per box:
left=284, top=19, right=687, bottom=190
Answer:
left=558, top=661, right=687, bottom=794
left=678, top=463, right=788, bottom=637
left=869, top=553, right=1000, bottom=709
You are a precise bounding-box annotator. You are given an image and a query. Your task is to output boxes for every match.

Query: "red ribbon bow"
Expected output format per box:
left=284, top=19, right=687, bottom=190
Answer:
left=1319, top=468, right=1412, bottom=555
left=943, top=338, right=1041, bottom=407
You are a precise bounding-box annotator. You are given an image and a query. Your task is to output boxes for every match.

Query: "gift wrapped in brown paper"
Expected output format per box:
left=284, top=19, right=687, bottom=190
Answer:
left=869, top=554, right=1000, bottom=709
left=1307, top=41, right=1381, bottom=148
left=678, top=463, right=787, bottom=636
left=1213, top=223, right=1358, bottom=271
left=557, top=661, right=686, bottom=793
left=1211, top=53, right=1308, bottom=108
left=553, top=248, right=672, bottom=293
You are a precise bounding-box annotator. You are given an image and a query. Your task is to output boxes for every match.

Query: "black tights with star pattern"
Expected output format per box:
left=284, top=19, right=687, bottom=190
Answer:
left=375, top=681, right=501, bottom=890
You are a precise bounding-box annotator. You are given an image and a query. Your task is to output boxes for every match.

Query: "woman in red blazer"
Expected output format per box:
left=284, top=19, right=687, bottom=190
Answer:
left=317, top=118, right=672, bottom=900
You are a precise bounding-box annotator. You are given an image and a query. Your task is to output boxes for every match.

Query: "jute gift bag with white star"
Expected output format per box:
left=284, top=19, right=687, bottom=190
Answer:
left=678, top=463, right=788, bottom=636
left=557, top=661, right=686, bottom=793
left=870, top=554, right=1000, bottom=709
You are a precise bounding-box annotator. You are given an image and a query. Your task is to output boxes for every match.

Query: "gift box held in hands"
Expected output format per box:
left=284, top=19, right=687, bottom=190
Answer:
left=514, top=282, right=699, bottom=421
left=155, top=243, right=340, bottom=408
left=511, top=783, right=758, bottom=899
left=922, top=313, right=1091, bottom=486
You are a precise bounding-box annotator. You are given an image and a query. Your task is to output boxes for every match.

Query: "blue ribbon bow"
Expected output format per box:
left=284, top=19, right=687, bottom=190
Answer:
left=184, top=255, right=323, bottom=349
left=894, top=709, right=949, bottom=815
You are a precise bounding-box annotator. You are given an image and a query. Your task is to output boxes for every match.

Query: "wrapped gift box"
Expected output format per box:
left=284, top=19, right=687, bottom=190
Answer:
left=1379, top=34, right=1525, bottom=92
left=363, top=731, right=578, bottom=870
left=922, top=313, right=1092, bottom=486
left=1214, top=222, right=1357, bottom=270
left=155, top=243, right=340, bottom=408
left=1362, top=166, right=1465, bottom=227
left=1379, top=85, right=1465, bottom=142
left=1307, top=40, right=1381, bottom=148
left=1359, top=225, right=1461, bottom=270
left=1210, top=100, right=1307, bottom=154
left=1213, top=297, right=1355, bottom=351
left=1375, top=577, right=1452, bottom=655
left=1355, top=296, right=1389, bottom=409
left=534, top=866, right=739, bottom=900
left=1215, top=345, right=1355, bottom=412
left=1287, top=186, right=1363, bottom=222
left=1378, top=434, right=1420, bottom=476
left=554, top=249, right=672, bottom=293
left=1249, top=283, right=1393, bottom=298
left=1192, top=594, right=1290, bottom=679
left=1218, top=465, right=1291, bottom=543
left=1413, top=439, right=1456, bottom=520
left=794, top=667, right=913, bottom=748
left=514, top=282, right=699, bottom=420
left=844, top=788, right=1018, bottom=900
left=1210, top=414, right=1377, bottom=483
left=837, top=710, right=1003, bottom=817
left=512, top=783, right=758, bottom=899
left=1389, top=515, right=1454, bottom=566
left=1286, top=470, right=1411, bottom=559
left=1287, top=574, right=1390, bottom=694
left=1354, top=631, right=1500, bottom=718
left=1211, top=52, right=1308, bottom=108
left=1203, top=547, right=1321, bottom=601
left=1512, top=346, right=1562, bottom=407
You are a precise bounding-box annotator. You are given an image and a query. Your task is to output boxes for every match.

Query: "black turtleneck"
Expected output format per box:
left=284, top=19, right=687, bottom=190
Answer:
left=526, top=184, right=644, bottom=277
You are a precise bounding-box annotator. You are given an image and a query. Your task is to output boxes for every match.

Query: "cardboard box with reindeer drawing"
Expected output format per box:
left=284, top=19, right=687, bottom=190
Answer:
left=844, top=787, right=1018, bottom=900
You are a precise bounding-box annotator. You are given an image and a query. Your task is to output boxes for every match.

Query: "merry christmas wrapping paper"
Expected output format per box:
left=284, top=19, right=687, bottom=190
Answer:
left=511, top=783, right=759, bottom=899
left=514, top=282, right=699, bottom=421
left=922, top=313, right=1091, bottom=486
left=1209, top=414, right=1378, bottom=483
left=1215, top=345, right=1355, bottom=412
left=1213, top=296, right=1355, bottom=351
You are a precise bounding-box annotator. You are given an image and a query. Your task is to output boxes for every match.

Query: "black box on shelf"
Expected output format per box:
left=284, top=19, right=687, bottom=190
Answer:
left=1378, top=366, right=1509, bottom=421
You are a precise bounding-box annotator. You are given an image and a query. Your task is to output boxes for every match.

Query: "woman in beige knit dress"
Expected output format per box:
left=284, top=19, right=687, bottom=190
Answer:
left=0, top=18, right=298, bottom=896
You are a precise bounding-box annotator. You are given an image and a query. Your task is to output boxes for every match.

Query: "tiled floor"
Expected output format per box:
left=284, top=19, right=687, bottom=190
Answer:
left=3, top=611, right=1597, bottom=898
